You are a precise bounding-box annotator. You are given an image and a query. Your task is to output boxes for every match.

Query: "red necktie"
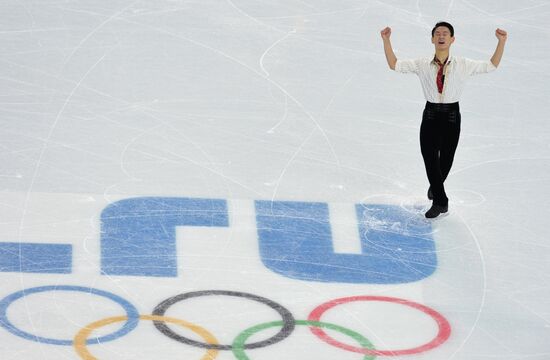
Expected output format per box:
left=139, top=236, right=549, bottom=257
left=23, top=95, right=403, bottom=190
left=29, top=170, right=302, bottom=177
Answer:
left=435, top=57, right=448, bottom=94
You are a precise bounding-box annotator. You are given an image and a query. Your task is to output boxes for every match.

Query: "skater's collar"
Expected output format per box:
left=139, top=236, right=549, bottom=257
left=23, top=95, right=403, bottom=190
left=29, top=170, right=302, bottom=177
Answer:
left=432, top=54, right=455, bottom=65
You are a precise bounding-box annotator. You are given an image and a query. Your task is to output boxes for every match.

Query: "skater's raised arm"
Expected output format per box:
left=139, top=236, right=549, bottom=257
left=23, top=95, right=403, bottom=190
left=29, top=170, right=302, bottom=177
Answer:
left=490, top=28, right=507, bottom=67
left=380, top=27, right=397, bottom=70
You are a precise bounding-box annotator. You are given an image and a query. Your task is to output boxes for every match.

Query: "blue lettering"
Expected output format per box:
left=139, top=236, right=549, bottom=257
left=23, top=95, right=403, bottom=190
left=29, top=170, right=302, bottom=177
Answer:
left=0, top=242, right=72, bottom=274
left=100, top=197, right=229, bottom=277
left=255, top=201, right=436, bottom=284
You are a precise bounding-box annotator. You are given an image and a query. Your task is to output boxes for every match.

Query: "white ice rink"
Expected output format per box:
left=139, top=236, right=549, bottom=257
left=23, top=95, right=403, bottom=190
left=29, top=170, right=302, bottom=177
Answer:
left=1, top=1, right=549, bottom=359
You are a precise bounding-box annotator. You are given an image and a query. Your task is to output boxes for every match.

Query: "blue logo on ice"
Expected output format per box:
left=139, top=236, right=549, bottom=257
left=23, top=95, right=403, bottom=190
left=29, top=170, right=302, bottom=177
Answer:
left=101, top=197, right=229, bottom=277
left=255, top=201, right=436, bottom=284
left=0, top=197, right=437, bottom=284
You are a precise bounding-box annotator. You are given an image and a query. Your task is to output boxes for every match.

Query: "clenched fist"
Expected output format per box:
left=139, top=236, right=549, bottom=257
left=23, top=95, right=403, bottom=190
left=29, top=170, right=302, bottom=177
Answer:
left=495, top=28, right=507, bottom=41
left=380, top=27, right=392, bottom=40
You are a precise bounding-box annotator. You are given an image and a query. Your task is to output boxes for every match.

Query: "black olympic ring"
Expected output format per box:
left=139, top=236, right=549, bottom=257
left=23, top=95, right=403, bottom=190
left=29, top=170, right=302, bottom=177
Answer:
left=152, top=290, right=295, bottom=350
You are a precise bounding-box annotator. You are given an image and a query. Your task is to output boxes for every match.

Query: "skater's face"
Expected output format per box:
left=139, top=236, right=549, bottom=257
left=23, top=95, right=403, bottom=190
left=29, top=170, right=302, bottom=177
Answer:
left=431, top=26, right=455, bottom=51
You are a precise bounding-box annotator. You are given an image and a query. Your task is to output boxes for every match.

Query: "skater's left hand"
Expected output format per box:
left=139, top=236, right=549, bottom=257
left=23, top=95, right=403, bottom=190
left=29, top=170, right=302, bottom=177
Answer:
left=495, top=28, right=507, bottom=42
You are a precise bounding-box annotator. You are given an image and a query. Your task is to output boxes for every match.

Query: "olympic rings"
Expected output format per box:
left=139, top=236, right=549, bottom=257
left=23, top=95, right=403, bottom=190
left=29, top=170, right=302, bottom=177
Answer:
left=74, top=315, right=219, bottom=360
left=0, top=285, right=139, bottom=345
left=232, top=320, right=376, bottom=360
left=0, top=286, right=452, bottom=358
left=307, top=295, right=452, bottom=356
left=152, top=290, right=295, bottom=350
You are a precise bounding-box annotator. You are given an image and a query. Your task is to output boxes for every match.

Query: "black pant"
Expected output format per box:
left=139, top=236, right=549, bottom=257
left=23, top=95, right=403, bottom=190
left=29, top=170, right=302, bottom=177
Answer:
left=420, top=102, right=461, bottom=206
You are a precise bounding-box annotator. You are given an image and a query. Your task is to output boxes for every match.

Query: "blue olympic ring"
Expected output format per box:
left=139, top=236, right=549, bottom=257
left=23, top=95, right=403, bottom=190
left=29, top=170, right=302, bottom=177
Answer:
left=0, top=285, right=139, bottom=345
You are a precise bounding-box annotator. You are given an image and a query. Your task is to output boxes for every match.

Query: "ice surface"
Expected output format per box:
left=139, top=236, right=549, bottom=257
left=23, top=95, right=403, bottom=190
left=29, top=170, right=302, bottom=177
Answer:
left=1, top=0, right=549, bottom=359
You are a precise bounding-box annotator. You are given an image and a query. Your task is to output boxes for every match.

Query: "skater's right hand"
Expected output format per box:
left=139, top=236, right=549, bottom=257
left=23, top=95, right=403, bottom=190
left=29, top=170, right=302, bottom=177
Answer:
left=380, top=27, right=392, bottom=40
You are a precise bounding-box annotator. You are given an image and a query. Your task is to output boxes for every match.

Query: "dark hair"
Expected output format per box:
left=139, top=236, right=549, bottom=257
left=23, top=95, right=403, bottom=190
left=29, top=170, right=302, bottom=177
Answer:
left=431, top=22, right=454, bottom=37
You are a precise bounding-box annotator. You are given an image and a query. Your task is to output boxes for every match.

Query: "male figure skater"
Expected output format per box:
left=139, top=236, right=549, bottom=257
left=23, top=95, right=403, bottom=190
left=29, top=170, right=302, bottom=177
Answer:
left=380, top=22, right=507, bottom=218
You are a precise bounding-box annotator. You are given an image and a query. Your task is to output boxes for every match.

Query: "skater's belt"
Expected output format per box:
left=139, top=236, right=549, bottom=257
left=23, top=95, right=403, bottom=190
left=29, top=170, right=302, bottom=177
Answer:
left=425, top=101, right=459, bottom=112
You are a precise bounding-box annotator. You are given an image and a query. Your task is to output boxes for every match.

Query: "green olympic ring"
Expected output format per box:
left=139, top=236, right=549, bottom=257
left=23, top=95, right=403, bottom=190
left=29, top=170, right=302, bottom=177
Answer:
left=232, top=320, right=376, bottom=360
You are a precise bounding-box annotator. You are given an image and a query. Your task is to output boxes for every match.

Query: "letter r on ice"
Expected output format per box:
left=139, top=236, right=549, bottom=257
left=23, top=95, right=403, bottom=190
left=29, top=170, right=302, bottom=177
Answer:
left=101, top=197, right=229, bottom=277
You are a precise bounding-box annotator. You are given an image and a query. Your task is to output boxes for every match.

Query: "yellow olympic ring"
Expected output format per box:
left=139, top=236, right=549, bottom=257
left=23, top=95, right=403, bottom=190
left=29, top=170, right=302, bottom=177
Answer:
left=74, top=315, right=219, bottom=360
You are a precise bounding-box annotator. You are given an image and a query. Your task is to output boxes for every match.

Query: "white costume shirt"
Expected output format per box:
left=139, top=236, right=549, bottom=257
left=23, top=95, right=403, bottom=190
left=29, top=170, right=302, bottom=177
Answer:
left=394, top=55, right=496, bottom=103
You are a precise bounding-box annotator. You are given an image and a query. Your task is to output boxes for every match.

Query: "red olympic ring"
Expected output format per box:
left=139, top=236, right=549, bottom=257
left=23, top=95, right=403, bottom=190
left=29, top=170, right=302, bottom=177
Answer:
left=307, top=295, right=451, bottom=356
